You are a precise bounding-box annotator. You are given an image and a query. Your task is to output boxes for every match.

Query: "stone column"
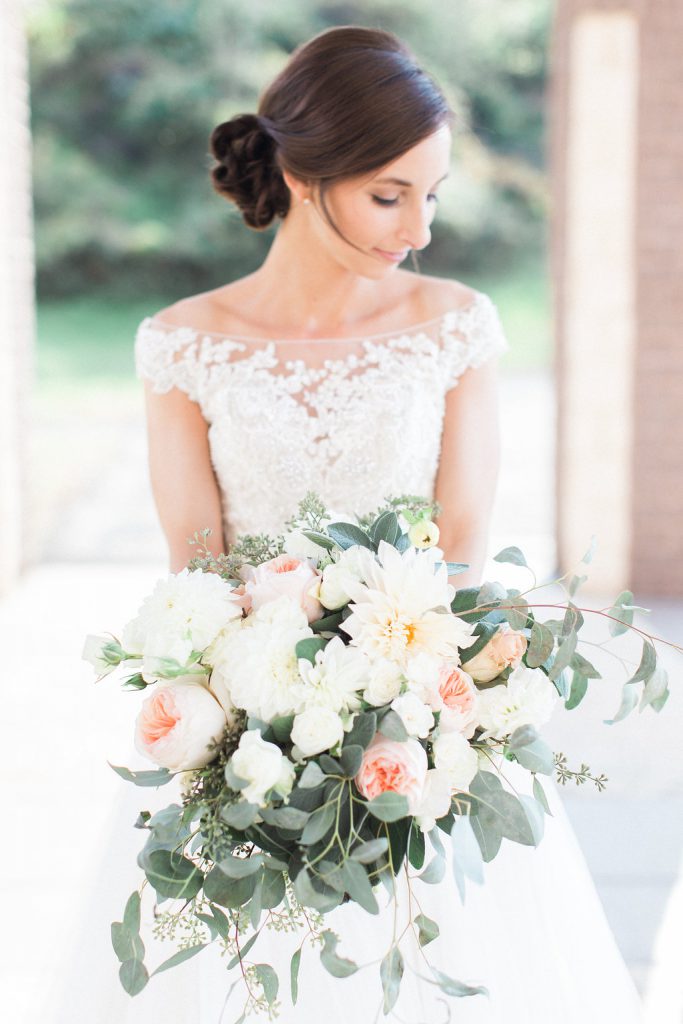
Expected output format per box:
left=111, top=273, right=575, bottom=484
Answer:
left=550, top=0, right=683, bottom=597
left=0, top=2, right=35, bottom=595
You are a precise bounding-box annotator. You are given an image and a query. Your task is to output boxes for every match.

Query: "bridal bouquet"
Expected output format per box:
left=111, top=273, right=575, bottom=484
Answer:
left=84, top=492, right=673, bottom=1020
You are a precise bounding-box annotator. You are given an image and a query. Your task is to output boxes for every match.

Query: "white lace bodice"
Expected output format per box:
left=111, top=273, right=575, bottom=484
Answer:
left=134, top=290, right=509, bottom=542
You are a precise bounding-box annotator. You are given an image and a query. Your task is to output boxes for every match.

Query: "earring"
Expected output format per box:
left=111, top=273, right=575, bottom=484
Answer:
left=303, top=198, right=311, bottom=205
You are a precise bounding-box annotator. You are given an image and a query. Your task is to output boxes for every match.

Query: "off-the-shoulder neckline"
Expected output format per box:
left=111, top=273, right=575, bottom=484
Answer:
left=141, top=290, right=487, bottom=346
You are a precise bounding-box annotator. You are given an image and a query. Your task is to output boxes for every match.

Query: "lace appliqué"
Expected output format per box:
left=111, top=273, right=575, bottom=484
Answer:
left=134, top=291, right=508, bottom=542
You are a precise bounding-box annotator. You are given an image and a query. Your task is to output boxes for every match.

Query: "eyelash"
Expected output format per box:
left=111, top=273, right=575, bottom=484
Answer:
left=371, top=194, right=439, bottom=207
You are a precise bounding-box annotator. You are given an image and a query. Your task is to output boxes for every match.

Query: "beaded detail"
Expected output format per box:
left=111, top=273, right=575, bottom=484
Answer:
left=134, top=291, right=509, bottom=543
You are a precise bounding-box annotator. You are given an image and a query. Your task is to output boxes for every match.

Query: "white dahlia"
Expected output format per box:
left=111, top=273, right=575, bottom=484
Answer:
left=476, top=665, right=558, bottom=741
left=297, top=635, right=369, bottom=713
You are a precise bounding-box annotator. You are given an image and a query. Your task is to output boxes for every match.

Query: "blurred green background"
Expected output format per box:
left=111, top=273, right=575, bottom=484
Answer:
left=29, top=0, right=553, bottom=394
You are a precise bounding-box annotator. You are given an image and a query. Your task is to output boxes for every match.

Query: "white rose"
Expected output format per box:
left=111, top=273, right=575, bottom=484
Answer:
left=291, top=706, right=345, bottom=758
left=134, top=682, right=227, bottom=772
left=319, top=546, right=368, bottom=610
left=282, top=528, right=329, bottom=562
left=415, top=768, right=452, bottom=832
left=476, top=664, right=557, bottom=741
left=432, top=731, right=478, bottom=792
left=404, top=652, right=442, bottom=704
left=230, top=730, right=296, bottom=807
left=390, top=691, right=435, bottom=738
left=363, top=658, right=403, bottom=706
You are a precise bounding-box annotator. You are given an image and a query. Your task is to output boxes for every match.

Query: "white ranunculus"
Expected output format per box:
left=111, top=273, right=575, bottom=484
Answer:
left=363, top=657, right=404, bottom=706
left=432, top=731, right=478, bottom=792
left=82, top=634, right=123, bottom=677
left=230, top=730, right=296, bottom=807
left=297, top=636, right=369, bottom=713
left=282, top=528, right=330, bottom=562
left=408, top=519, right=440, bottom=549
left=319, top=545, right=369, bottom=610
left=390, top=691, right=435, bottom=738
left=208, top=596, right=313, bottom=722
left=476, top=665, right=558, bottom=741
left=291, top=706, right=345, bottom=758
left=415, top=768, right=452, bottom=832
left=122, top=568, right=242, bottom=682
left=134, top=682, right=227, bottom=772
left=340, top=540, right=477, bottom=668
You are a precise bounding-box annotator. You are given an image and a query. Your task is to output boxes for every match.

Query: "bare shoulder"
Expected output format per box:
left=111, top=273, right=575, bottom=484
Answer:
left=398, top=272, right=481, bottom=322
left=150, top=280, right=253, bottom=333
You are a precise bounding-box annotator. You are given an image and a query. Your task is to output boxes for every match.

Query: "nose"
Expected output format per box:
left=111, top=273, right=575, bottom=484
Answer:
left=398, top=199, right=433, bottom=252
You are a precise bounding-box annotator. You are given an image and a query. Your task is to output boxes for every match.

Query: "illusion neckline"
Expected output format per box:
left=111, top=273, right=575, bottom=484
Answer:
left=144, top=290, right=485, bottom=346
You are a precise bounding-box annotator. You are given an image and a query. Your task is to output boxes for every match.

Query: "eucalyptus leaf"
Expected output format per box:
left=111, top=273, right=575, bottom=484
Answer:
left=290, top=948, right=302, bottom=1003
left=607, top=590, right=634, bottom=637
left=377, top=709, right=408, bottom=742
left=569, top=652, right=602, bottom=679
left=342, top=860, right=379, bottom=914
left=451, top=814, right=485, bottom=884
left=426, top=967, right=488, bottom=998
left=505, top=596, right=530, bottom=631
left=418, top=854, right=445, bottom=885
left=365, top=791, right=409, bottom=822
left=226, top=931, right=260, bottom=970
left=349, top=837, right=389, bottom=863
left=512, top=736, right=554, bottom=776
left=526, top=622, right=555, bottom=668
left=344, top=710, right=378, bottom=751
left=151, top=943, right=206, bottom=976
left=145, top=850, right=203, bottom=900
left=493, top=545, right=528, bottom=567
left=301, top=802, right=336, bottom=845
left=415, top=913, right=440, bottom=947
left=370, top=510, right=401, bottom=546
left=221, top=800, right=260, bottom=830
left=270, top=715, right=295, bottom=743
left=519, top=795, right=545, bottom=845
left=320, top=929, right=359, bottom=977
left=203, top=866, right=257, bottom=908
left=261, top=868, right=286, bottom=909
left=326, top=522, right=375, bottom=550
left=108, top=763, right=173, bottom=787
left=568, top=573, right=588, bottom=597
left=532, top=776, right=552, bottom=816
left=625, top=640, right=657, bottom=686
left=111, top=921, right=144, bottom=963
left=301, top=529, right=336, bottom=551
left=218, top=853, right=264, bottom=879
left=548, top=632, right=577, bottom=680
left=254, top=964, right=279, bottom=1006
left=604, top=681, right=639, bottom=725
left=380, top=947, right=404, bottom=1014
left=565, top=671, right=588, bottom=710
left=340, top=743, right=363, bottom=776
left=319, top=754, right=343, bottom=774
left=407, top=824, right=425, bottom=870
left=507, top=724, right=539, bottom=751
left=298, top=761, right=326, bottom=789
left=295, top=636, right=328, bottom=665
left=639, top=666, right=669, bottom=713
left=445, top=561, right=469, bottom=575
left=293, top=868, right=342, bottom=913
left=119, top=958, right=149, bottom=996
left=260, top=804, right=310, bottom=830
left=123, top=891, right=141, bottom=934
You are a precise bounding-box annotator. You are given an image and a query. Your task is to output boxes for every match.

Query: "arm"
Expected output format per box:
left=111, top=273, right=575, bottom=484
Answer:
left=143, top=381, right=226, bottom=573
left=433, top=357, right=503, bottom=592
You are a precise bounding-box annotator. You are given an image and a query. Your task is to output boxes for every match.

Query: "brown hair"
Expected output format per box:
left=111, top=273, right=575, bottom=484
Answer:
left=209, top=25, right=454, bottom=232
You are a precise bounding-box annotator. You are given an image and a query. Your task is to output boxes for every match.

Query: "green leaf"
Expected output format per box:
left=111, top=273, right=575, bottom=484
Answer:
left=370, top=510, right=401, bottom=546
left=607, top=590, right=634, bottom=637
left=625, top=640, right=657, bottom=685
left=418, top=855, right=445, bottom=885
left=111, top=921, right=144, bottom=963
left=565, top=671, right=588, bottom=710
left=568, top=573, right=588, bottom=597
left=512, top=736, right=554, bottom=776
left=221, top=800, right=260, bottom=830
left=301, top=801, right=336, bottom=845
left=295, top=636, right=328, bottom=665
left=450, top=814, right=484, bottom=884
left=445, top=561, right=469, bottom=575
left=301, top=529, right=336, bottom=551
left=519, top=795, right=545, bottom=845
left=450, top=587, right=483, bottom=617
left=526, top=622, right=555, bottom=668
left=380, top=947, right=404, bottom=1014
left=340, top=744, right=363, bottom=776
left=407, top=824, right=425, bottom=870
left=290, top=948, right=302, bottom=1004
left=319, top=754, right=343, bottom=774
left=342, top=860, right=379, bottom=914
left=218, top=854, right=264, bottom=878
left=569, top=652, right=602, bottom=679
left=326, top=522, right=375, bottom=551
left=108, top=763, right=173, bottom=787
left=226, top=931, right=260, bottom=970
left=505, top=596, right=530, bottom=631
left=260, top=804, right=310, bottom=829
left=123, top=891, right=141, bottom=934
left=507, top=724, right=539, bottom=751
left=639, top=666, right=669, bottom=713
left=415, top=913, right=440, bottom=947
left=349, top=837, right=389, bottom=863
left=469, top=772, right=535, bottom=849
left=203, top=867, right=257, bottom=908
left=151, top=943, right=206, bottom=976
left=270, top=715, right=295, bottom=743
left=365, top=791, right=409, bottom=822
left=254, top=963, right=279, bottom=1006
left=377, top=709, right=408, bottom=741
left=344, top=711, right=377, bottom=750
left=426, top=967, right=488, bottom=998
left=293, top=868, right=343, bottom=913
left=320, top=930, right=359, bottom=977
left=298, top=761, right=326, bottom=789
left=533, top=776, right=552, bottom=815
left=119, top=958, right=149, bottom=996
left=548, top=632, right=577, bottom=680
left=261, top=867, right=286, bottom=909
left=387, top=818, right=411, bottom=869
left=312, top=610, right=345, bottom=633
left=145, top=850, right=203, bottom=900
left=604, top=681, right=639, bottom=725
left=493, top=545, right=528, bottom=567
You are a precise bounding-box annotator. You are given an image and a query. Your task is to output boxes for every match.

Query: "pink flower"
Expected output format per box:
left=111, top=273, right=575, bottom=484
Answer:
left=355, top=734, right=427, bottom=814
left=243, top=554, right=323, bottom=623
left=436, top=664, right=478, bottom=738
left=134, top=682, right=227, bottom=772
left=461, top=623, right=527, bottom=683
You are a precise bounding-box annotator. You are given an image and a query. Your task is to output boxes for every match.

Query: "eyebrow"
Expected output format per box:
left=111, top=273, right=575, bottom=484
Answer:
left=372, top=172, right=450, bottom=188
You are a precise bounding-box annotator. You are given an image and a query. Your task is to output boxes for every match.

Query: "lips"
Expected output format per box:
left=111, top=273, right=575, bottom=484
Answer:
left=373, top=248, right=410, bottom=264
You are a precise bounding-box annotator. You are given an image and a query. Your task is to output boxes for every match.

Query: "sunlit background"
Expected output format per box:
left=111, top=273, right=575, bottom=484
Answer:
left=2, top=1, right=682, bottom=1022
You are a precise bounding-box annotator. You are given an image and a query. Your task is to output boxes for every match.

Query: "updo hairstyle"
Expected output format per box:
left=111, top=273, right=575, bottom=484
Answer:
left=209, top=25, right=453, bottom=231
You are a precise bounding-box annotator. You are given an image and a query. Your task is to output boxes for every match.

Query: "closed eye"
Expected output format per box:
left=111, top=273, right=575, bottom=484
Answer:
left=371, top=194, right=440, bottom=207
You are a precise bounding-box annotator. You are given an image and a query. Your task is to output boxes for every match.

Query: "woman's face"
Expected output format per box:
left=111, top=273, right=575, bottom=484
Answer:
left=308, top=123, right=452, bottom=279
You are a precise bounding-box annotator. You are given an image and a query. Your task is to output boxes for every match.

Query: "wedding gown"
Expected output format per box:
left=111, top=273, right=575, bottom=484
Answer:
left=60, top=291, right=643, bottom=1023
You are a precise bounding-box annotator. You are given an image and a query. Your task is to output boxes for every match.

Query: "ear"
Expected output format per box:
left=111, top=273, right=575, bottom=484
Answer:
left=281, top=169, right=311, bottom=205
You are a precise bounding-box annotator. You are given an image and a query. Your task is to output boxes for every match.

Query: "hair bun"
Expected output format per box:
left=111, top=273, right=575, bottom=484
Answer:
left=209, top=113, right=290, bottom=229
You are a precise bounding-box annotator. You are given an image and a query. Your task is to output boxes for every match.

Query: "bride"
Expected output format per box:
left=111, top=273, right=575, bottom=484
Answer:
left=122, top=24, right=642, bottom=1024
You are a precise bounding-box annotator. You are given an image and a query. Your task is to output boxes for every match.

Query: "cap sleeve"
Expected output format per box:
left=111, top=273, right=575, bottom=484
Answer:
left=440, top=291, right=510, bottom=390
left=134, top=316, right=201, bottom=402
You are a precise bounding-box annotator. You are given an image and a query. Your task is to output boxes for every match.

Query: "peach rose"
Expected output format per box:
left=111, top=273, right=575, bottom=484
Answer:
left=355, top=735, right=427, bottom=814
left=243, top=554, right=323, bottom=623
left=134, top=682, right=227, bottom=772
left=436, top=664, right=478, bottom=738
left=461, top=623, right=527, bottom=683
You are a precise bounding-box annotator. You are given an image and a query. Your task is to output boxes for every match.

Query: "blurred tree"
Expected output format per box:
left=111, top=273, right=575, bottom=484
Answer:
left=28, top=0, right=551, bottom=299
